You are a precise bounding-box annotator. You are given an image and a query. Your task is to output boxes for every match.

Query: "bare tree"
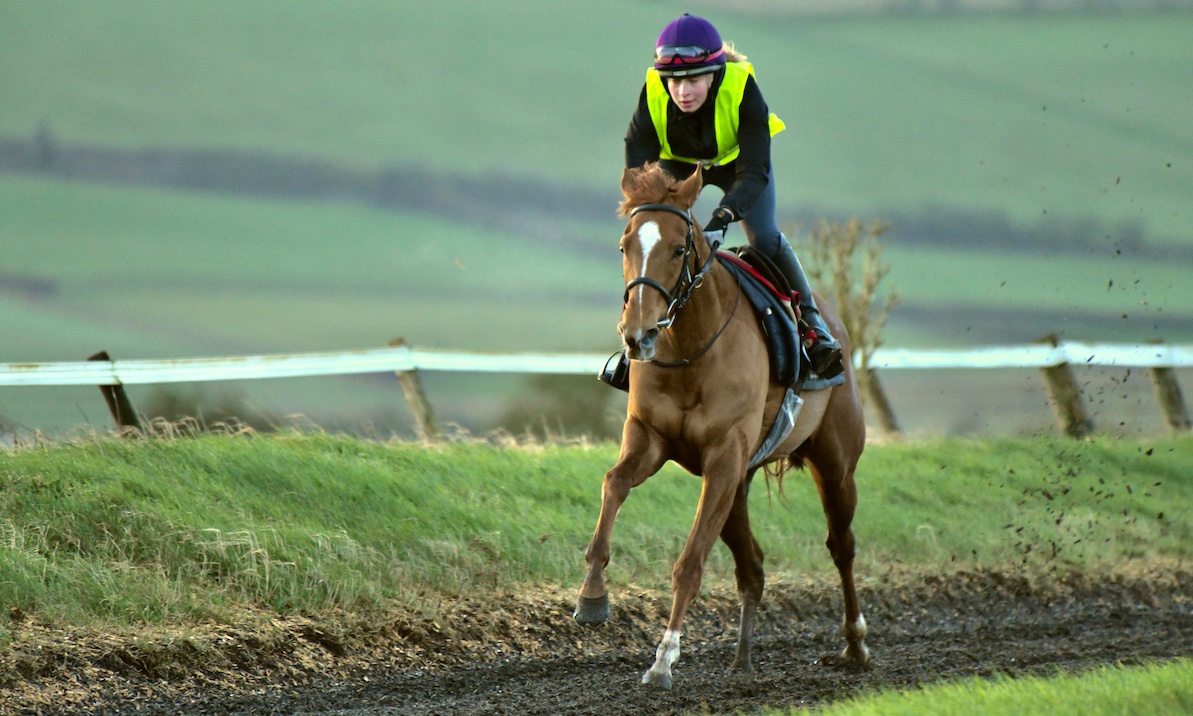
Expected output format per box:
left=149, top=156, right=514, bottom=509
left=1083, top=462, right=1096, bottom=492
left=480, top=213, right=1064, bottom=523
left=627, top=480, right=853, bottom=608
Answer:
left=793, top=218, right=901, bottom=435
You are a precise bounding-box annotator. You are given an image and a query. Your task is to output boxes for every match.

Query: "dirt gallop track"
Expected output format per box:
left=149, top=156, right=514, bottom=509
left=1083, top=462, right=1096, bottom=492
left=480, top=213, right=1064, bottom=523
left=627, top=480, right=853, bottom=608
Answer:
left=7, top=569, right=1191, bottom=715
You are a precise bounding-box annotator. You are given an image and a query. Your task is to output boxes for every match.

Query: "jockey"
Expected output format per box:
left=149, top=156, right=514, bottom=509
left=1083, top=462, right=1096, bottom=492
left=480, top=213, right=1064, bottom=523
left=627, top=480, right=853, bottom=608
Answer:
left=624, top=13, right=844, bottom=379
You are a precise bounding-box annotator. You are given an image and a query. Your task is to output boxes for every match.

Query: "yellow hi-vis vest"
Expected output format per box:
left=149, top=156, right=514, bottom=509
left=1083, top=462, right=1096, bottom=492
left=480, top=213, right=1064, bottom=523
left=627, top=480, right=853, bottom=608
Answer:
left=646, top=61, right=786, bottom=168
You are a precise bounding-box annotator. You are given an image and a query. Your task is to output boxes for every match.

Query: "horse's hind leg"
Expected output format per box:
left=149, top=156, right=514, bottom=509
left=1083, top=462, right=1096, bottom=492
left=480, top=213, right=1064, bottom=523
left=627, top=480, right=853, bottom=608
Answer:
left=719, top=471, right=764, bottom=672
left=808, top=451, right=870, bottom=667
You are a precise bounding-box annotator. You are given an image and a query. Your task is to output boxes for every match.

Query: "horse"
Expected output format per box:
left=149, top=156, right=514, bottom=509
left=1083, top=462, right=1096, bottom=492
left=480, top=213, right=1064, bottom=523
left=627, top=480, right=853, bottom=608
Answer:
left=574, top=162, right=870, bottom=690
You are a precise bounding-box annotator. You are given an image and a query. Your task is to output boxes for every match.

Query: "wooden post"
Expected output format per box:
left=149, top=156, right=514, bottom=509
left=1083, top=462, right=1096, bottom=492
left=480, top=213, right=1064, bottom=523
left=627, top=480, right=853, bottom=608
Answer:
left=862, top=368, right=902, bottom=436
left=1036, top=334, right=1093, bottom=439
left=87, top=350, right=143, bottom=434
left=388, top=338, right=440, bottom=441
left=1147, top=366, right=1191, bottom=433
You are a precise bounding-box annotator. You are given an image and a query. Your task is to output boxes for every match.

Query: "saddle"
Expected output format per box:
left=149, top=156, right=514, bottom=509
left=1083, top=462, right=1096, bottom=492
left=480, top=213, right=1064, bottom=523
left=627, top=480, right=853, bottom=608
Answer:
left=719, top=247, right=798, bottom=320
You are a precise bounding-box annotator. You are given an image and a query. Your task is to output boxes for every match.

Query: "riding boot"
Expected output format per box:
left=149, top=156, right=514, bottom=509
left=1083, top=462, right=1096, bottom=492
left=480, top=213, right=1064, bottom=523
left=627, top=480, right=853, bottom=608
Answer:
left=772, top=242, right=845, bottom=379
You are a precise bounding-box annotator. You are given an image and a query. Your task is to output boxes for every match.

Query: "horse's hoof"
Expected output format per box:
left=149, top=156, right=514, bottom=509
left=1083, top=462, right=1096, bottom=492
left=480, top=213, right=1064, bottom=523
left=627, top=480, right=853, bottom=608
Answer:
left=641, top=669, right=673, bottom=690
left=840, top=643, right=872, bottom=670
left=573, top=594, right=610, bottom=625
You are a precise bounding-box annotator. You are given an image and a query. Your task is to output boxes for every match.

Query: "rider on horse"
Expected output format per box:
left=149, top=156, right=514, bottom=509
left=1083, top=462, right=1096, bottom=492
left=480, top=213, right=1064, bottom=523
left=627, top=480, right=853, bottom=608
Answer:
left=623, top=13, right=844, bottom=379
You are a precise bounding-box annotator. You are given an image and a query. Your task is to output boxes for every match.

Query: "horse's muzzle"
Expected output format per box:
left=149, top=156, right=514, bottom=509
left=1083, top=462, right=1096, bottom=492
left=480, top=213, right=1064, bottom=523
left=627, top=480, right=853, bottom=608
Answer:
left=621, top=326, right=659, bottom=361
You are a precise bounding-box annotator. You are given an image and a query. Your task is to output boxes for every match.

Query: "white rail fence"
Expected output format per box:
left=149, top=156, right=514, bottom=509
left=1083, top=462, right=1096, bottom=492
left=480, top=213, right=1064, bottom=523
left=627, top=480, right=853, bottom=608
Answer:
left=2, top=341, right=1190, bottom=438
left=4, top=342, right=1191, bottom=387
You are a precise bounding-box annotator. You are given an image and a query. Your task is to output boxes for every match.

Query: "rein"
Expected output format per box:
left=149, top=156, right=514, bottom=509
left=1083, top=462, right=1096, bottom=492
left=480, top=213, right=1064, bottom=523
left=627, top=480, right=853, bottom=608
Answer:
left=623, top=202, right=730, bottom=368
left=649, top=284, right=740, bottom=368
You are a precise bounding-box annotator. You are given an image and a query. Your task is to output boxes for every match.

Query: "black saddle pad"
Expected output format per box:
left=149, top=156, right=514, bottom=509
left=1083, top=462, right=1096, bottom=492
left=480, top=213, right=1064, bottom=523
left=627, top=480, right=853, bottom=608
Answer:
left=717, top=246, right=845, bottom=391
left=717, top=248, right=801, bottom=387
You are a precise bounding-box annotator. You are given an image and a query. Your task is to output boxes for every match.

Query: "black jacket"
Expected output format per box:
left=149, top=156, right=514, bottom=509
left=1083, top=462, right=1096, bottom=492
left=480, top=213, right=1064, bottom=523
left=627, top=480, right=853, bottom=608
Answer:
left=624, top=69, right=774, bottom=221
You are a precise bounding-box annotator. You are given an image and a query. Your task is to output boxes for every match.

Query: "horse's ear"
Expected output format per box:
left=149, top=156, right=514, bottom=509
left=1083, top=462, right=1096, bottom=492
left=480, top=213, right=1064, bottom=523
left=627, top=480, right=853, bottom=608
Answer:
left=675, top=164, right=703, bottom=209
left=620, top=166, right=638, bottom=199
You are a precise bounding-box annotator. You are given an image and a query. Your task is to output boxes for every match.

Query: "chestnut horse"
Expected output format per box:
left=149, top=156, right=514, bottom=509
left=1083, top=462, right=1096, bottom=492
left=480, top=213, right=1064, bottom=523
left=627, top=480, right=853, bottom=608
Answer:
left=574, top=163, right=870, bottom=690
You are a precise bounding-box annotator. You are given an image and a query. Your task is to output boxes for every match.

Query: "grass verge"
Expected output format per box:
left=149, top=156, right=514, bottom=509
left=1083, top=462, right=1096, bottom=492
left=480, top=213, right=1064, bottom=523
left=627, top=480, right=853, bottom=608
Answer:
left=794, top=658, right=1193, bottom=716
left=0, top=431, right=1188, bottom=631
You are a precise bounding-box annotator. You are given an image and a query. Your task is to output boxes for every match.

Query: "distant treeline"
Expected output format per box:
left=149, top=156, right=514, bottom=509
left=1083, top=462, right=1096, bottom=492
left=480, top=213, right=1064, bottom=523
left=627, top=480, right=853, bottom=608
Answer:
left=0, top=129, right=617, bottom=229
left=0, top=129, right=1177, bottom=262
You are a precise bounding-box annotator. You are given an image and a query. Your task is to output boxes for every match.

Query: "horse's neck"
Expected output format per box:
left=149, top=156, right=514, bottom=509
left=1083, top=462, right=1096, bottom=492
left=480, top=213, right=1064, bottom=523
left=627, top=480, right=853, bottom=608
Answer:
left=657, top=263, right=736, bottom=356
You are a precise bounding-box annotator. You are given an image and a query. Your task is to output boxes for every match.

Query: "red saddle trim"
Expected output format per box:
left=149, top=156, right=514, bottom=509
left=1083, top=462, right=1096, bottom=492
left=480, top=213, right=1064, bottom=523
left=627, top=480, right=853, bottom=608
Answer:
left=716, top=250, right=798, bottom=306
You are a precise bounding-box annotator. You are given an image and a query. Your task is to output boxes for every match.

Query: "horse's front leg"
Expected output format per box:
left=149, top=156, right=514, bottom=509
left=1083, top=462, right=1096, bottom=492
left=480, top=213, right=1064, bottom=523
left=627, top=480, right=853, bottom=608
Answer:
left=643, top=440, right=749, bottom=690
left=575, top=417, right=667, bottom=625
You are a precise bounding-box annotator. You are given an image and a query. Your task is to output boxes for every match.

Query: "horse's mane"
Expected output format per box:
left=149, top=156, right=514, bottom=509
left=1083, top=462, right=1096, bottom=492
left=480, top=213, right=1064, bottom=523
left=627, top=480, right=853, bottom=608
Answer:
left=618, top=162, right=686, bottom=218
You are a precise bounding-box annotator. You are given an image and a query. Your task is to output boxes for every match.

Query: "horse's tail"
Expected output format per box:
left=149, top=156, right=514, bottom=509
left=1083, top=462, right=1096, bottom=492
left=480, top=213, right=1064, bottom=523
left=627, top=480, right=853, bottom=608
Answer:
left=759, top=454, right=805, bottom=501
left=783, top=454, right=807, bottom=473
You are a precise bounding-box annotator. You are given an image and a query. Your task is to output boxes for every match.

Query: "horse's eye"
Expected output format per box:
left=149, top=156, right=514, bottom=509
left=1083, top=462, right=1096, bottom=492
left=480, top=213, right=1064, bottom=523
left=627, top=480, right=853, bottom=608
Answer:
left=673, top=246, right=685, bottom=259
left=619, top=245, right=626, bottom=255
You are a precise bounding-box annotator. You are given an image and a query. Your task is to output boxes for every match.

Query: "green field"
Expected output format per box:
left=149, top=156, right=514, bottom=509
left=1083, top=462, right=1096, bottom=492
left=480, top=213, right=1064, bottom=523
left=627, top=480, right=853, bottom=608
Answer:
left=2, top=2, right=1191, bottom=437
left=4, top=3, right=1190, bottom=238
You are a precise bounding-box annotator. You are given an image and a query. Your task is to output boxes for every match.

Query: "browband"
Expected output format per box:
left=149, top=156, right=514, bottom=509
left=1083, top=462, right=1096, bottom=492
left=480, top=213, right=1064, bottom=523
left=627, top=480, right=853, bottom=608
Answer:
left=629, top=203, right=693, bottom=224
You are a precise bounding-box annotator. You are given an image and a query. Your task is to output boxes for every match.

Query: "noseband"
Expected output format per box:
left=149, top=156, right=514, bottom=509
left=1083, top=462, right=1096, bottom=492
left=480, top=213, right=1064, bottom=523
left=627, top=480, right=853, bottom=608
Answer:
left=623, top=203, right=717, bottom=330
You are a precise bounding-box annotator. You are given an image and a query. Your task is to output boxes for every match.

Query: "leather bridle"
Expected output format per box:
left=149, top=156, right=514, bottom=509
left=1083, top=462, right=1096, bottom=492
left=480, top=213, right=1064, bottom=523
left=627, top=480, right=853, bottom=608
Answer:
left=621, top=202, right=737, bottom=367
left=622, top=203, right=717, bottom=330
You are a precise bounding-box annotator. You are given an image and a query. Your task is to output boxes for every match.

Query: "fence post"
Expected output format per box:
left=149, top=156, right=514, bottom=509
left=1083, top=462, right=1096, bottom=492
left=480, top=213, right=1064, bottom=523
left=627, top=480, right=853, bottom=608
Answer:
left=1147, top=366, right=1191, bottom=433
left=87, top=351, right=143, bottom=434
left=862, top=368, right=902, bottom=436
left=1036, top=334, right=1093, bottom=439
left=388, top=338, right=441, bottom=441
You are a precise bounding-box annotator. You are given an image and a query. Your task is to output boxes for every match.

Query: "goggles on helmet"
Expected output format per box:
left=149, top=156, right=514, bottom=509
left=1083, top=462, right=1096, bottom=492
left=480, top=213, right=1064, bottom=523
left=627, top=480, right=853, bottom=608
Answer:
left=654, top=45, right=724, bottom=66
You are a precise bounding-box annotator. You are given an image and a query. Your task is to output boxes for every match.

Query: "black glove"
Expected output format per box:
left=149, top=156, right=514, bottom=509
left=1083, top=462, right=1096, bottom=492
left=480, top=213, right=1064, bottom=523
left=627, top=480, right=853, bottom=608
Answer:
left=703, top=206, right=735, bottom=234
left=702, top=206, right=735, bottom=251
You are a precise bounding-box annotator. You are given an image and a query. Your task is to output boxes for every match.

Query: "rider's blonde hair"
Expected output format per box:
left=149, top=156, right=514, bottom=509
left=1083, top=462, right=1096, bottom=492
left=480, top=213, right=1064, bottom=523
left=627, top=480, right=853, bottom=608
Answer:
left=723, top=41, right=747, bottom=63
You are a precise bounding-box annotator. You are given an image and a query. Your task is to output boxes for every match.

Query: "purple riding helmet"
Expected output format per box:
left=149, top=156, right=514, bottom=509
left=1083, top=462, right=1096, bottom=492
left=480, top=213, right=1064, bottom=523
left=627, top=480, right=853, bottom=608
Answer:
left=653, top=13, right=725, bottom=78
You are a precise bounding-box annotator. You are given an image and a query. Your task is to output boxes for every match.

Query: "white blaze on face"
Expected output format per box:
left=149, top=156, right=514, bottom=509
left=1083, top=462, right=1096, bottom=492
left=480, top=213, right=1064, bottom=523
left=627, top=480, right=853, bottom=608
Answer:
left=635, top=221, right=662, bottom=304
